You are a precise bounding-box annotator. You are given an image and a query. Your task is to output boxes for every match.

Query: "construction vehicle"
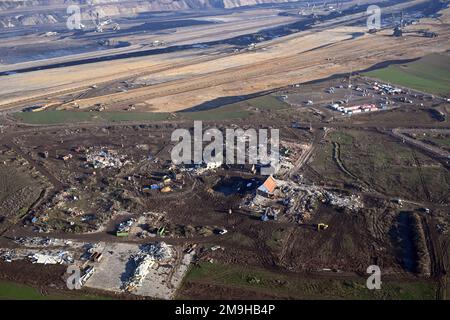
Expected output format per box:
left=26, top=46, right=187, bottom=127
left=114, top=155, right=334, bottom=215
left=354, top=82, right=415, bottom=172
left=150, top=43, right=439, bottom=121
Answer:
left=157, top=226, right=165, bottom=236
left=395, top=28, right=438, bottom=38
left=88, top=7, right=115, bottom=33
left=390, top=10, right=438, bottom=39
left=419, top=30, right=438, bottom=38
left=317, top=223, right=329, bottom=231
left=22, top=101, right=59, bottom=113
left=393, top=28, right=403, bottom=37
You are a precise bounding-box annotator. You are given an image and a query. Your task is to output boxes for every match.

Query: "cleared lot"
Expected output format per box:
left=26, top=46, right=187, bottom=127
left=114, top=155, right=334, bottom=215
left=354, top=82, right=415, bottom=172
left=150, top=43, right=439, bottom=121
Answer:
left=85, top=242, right=193, bottom=299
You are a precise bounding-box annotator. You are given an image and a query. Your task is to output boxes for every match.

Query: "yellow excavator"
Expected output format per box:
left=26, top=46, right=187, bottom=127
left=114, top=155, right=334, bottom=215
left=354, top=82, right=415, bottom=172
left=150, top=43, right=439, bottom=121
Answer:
left=317, top=223, right=329, bottom=231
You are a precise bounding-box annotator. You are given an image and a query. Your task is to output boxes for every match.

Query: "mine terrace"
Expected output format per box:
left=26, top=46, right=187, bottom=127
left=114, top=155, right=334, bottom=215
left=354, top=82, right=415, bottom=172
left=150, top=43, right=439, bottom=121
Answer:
left=0, top=0, right=449, bottom=300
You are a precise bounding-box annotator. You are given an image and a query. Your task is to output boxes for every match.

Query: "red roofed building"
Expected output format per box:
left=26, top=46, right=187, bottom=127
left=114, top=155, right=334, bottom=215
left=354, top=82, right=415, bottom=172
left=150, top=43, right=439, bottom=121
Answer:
left=257, top=176, right=278, bottom=197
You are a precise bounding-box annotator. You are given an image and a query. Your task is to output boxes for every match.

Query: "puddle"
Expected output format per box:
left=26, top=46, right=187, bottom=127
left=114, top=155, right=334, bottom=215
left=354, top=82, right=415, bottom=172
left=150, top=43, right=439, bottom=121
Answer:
left=214, top=176, right=261, bottom=196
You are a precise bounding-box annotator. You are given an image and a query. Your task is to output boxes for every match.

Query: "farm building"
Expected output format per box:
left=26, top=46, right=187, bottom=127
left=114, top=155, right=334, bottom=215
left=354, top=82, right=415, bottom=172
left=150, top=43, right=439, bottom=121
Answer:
left=257, top=176, right=278, bottom=197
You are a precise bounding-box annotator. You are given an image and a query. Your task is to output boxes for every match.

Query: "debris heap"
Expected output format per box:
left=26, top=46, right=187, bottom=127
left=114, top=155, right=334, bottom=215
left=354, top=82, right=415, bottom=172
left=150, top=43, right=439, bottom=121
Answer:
left=246, top=179, right=364, bottom=223
left=86, top=148, right=129, bottom=169
left=122, top=242, right=172, bottom=292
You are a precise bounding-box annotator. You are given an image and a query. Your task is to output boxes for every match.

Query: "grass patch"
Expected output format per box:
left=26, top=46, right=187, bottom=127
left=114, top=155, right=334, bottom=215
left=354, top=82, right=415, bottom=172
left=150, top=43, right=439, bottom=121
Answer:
left=14, top=111, right=96, bottom=124
left=180, top=110, right=250, bottom=121
left=183, top=262, right=437, bottom=300
left=0, top=280, right=112, bottom=300
left=246, top=96, right=289, bottom=111
left=0, top=280, right=60, bottom=300
left=227, top=232, right=254, bottom=247
left=13, top=111, right=171, bottom=124
left=13, top=94, right=289, bottom=125
left=330, top=131, right=354, bottom=145
left=266, top=229, right=284, bottom=250
left=101, top=112, right=170, bottom=122
left=13, top=109, right=245, bottom=124
left=364, top=53, right=450, bottom=96
left=180, top=95, right=287, bottom=120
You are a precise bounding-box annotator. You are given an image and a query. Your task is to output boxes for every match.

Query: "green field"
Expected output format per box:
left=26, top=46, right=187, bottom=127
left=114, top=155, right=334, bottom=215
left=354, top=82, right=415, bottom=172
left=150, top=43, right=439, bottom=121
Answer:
left=174, top=95, right=287, bottom=120
left=0, top=280, right=112, bottom=300
left=243, top=95, right=289, bottom=111
left=12, top=95, right=289, bottom=125
left=13, top=110, right=172, bottom=124
left=364, top=53, right=450, bottom=96
left=0, top=281, right=63, bottom=300
left=181, top=109, right=251, bottom=121
left=181, top=262, right=437, bottom=300
left=309, top=129, right=450, bottom=202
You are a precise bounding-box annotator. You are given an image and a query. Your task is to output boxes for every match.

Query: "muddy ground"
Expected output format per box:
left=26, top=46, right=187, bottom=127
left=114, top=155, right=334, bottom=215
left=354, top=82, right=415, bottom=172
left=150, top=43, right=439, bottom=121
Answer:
left=0, top=72, right=448, bottom=299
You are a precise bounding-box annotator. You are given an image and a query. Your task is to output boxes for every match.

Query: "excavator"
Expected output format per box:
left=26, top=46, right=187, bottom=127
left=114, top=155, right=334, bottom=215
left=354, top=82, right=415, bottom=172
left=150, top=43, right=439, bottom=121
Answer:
left=317, top=223, right=329, bottom=231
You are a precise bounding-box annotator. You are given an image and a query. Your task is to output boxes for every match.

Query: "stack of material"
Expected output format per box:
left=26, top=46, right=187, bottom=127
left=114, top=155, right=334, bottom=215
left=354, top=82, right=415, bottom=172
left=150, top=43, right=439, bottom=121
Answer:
left=30, top=251, right=73, bottom=265
left=123, top=255, right=155, bottom=292
left=86, top=148, right=128, bottom=169
left=142, top=242, right=172, bottom=261
left=123, top=242, right=173, bottom=292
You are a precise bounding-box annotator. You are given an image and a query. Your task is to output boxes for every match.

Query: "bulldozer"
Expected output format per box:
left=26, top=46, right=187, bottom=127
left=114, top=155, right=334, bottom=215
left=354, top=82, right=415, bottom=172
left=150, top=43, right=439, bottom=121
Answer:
left=317, top=223, right=329, bottom=231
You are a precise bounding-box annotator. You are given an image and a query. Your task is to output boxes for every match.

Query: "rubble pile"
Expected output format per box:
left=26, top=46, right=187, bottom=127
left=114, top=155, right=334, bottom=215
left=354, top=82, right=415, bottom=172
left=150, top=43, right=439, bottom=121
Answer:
left=137, top=212, right=167, bottom=238
left=0, top=250, right=15, bottom=262
left=116, top=218, right=136, bottom=235
left=86, top=148, right=129, bottom=169
left=323, top=190, right=362, bottom=211
left=66, top=207, right=85, bottom=217
left=143, top=211, right=166, bottom=223
left=122, top=242, right=173, bottom=292
left=14, top=237, right=53, bottom=247
left=123, top=254, right=154, bottom=292
left=54, top=189, right=80, bottom=207
left=1, top=247, right=74, bottom=264
left=30, top=188, right=84, bottom=230
left=142, top=242, right=172, bottom=261
left=13, top=237, right=81, bottom=248
left=246, top=179, right=363, bottom=223
left=177, top=163, right=219, bottom=175
left=30, top=251, right=74, bottom=265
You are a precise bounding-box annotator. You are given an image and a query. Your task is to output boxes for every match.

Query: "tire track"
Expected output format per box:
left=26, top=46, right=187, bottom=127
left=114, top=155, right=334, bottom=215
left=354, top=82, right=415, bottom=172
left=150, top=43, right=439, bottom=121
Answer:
left=411, top=150, right=432, bottom=202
